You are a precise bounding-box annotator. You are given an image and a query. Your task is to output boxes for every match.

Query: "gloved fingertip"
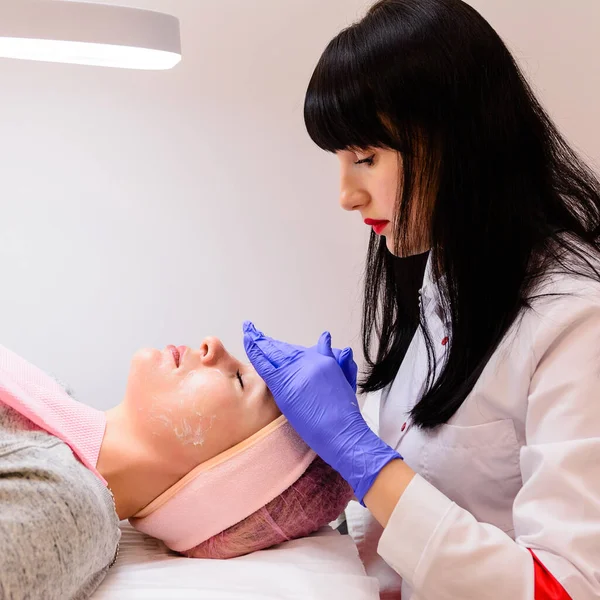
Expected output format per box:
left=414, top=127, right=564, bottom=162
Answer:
left=340, top=346, right=354, bottom=361
left=243, top=321, right=265, bottom=341
left=243, top=320, right=256, bottom=333
left=317, top=331, right=334, bottom=358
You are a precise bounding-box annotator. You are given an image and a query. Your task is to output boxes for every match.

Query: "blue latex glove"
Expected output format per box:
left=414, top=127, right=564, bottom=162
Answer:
left=286, top=342, right=357, bottom=392
left=243, top=321, right=402, bottom=505
left=332, top=346, right=358, bottom=392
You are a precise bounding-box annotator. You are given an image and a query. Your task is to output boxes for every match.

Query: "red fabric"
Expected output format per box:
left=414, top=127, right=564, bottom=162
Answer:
left=528, top=550, right=572, bottom=600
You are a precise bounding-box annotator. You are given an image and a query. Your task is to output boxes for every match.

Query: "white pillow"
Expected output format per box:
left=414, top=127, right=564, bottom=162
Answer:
left=93, top=522, right=379, bottom=600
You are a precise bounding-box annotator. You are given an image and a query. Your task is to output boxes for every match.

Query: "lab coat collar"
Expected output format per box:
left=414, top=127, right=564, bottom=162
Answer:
left=420, top=252, right=451, bottom=328
left=421, top=251, right=436, bottom=299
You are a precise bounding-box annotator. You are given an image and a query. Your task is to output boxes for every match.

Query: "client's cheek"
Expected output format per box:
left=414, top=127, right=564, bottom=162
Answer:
left=266, top=400, right=282, bottom=423
left=253, top=387, right=281, bottom=423
left=173, top=413, right=218, bottom=449
left=148, top=371, right=230, bottom=450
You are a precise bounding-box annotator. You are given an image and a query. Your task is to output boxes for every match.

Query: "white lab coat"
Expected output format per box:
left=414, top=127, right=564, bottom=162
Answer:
left=346, top=253, right=600, bottom=600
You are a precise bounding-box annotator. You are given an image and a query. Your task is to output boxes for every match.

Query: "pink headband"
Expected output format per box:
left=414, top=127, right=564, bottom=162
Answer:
left=129, top=415, right=316, bottom=552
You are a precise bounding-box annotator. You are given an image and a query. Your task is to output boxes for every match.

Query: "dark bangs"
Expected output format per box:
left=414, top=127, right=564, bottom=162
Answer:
left=303, top=26, right=397, bottom=153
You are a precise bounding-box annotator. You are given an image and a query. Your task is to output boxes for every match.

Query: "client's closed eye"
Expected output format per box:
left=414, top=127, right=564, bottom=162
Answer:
left=236, top=370, right=244, bottom=390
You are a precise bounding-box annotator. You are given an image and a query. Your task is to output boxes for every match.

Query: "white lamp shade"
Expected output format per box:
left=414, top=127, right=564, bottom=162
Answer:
left=0, top=1, right=181, bottom=70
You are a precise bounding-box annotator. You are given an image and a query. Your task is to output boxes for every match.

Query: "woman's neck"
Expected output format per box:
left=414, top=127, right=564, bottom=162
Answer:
left=97, top=406, right=181, bottom=520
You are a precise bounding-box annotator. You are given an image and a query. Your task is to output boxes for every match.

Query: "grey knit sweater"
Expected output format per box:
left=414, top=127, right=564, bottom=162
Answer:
left=0, top=403, right=120, bottom=600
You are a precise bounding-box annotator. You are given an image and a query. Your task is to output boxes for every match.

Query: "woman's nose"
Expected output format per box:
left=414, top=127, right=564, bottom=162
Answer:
left=339, top=174, right=370, bottom=212
left=340, top=188, right=370, bottom=212
left=199, top=337, right=227, bottom=366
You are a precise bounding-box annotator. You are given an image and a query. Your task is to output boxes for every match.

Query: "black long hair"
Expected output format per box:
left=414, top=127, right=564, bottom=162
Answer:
left=304, top=0, right=600, bottom=429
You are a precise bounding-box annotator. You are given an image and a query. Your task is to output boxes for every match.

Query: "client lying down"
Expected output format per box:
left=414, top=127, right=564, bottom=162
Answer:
left=0, top=337, right=352, bottom=600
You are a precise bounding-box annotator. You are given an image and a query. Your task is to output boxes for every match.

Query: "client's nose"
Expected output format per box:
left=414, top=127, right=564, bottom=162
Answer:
left=199, top=337, right=226, bottom=366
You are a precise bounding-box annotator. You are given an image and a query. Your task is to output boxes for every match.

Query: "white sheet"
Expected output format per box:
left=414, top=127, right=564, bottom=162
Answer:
left=93, top=522, right=380, bottom=599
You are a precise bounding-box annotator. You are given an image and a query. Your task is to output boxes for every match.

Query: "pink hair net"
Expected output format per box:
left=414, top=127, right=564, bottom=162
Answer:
left=183, top=456, right=353, bottom=559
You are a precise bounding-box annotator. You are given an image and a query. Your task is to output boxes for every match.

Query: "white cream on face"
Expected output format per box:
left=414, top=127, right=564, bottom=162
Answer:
left=148, top=369, right=228, bottom=446
left=172, top=414, right=217, bottom=447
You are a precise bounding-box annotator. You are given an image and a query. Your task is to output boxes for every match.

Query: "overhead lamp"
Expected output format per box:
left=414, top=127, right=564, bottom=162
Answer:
left=0, top=0, right=181, bottom=71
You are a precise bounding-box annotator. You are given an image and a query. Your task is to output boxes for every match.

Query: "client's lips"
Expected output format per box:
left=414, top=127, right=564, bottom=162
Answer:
left=364, top=218, right=390, bottom=235
left=177, top=346, right=187, bottom=364
left=167, top=345, right=180, bottom=367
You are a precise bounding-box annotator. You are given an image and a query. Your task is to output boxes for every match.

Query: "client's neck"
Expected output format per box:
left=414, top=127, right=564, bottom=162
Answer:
left=97, top=406, right=180, bottom=520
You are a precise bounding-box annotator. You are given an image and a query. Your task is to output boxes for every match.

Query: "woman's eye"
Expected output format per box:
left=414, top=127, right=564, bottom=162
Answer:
left=236, top=370, right=244, bottom=390
left=354, top=154, right=375, bottom=166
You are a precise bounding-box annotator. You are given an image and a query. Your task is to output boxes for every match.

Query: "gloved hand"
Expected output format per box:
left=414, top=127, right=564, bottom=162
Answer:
left=277, top=340, right=358, bottom=392
left=243, top=321, right=402, bottom=505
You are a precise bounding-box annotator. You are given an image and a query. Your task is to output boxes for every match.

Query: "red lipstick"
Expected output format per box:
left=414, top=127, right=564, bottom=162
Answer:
left=364, top=219, right=390, bottom=235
